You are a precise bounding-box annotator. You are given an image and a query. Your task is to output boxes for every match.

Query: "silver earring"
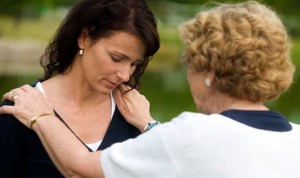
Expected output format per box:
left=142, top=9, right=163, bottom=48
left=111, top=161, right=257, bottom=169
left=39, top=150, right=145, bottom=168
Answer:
left=79, top=49, right=84, bottom=55
left=205, top=78, right=211, bottom=87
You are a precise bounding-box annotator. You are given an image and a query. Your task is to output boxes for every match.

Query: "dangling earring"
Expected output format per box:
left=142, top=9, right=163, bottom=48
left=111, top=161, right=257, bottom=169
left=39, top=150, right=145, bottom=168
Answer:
left=79, top=49, right=84, bottom=56
left=204, top=78, right=211, bottom=87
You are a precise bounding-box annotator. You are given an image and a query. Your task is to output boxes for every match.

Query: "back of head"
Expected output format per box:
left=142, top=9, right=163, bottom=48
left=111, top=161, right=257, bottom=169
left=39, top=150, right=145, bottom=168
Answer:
left=40, top=0, right=160, bottom=88
left=180, top=1, right=295, bottom=102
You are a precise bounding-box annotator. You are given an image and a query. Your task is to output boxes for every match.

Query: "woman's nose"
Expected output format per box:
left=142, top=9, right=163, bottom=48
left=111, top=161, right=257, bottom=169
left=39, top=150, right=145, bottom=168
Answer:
left=116, top=65, right=133, bottom=82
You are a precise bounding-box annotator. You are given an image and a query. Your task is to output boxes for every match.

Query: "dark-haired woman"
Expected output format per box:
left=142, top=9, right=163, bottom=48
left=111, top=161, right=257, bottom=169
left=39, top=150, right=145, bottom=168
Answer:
left=0, top=0, right=159, bottom=177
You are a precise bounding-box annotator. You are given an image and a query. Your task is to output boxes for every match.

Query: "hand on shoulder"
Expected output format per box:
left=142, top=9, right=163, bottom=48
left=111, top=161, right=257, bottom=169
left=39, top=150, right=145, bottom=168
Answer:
left=113, top=84, right=154, bottom=132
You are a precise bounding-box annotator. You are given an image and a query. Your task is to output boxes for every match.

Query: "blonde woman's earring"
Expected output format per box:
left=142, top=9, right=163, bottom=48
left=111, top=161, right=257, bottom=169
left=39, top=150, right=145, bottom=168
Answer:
left=79, top=49, right=84, bottom=55
left=205, top=78, right=211, bottom=87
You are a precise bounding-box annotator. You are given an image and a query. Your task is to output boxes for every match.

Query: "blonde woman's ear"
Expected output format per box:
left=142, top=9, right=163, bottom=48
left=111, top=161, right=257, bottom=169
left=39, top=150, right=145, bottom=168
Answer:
left=205, top=71, right=215, bottom=87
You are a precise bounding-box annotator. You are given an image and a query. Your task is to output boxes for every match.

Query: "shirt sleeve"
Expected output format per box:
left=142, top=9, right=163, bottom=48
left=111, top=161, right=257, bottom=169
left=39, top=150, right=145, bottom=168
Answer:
left=101, top=121, right=179, bottom=178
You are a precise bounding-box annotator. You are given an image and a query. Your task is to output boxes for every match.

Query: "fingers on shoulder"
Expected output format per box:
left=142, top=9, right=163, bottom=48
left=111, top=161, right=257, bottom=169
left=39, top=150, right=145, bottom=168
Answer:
left=20, top=84, right=34, bottom=92
left=0, top=105, right=14, bottom=115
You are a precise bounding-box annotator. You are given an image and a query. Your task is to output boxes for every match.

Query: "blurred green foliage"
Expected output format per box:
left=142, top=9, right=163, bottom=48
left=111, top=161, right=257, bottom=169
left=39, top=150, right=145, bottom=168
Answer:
left=1, top=0, right=299, bottom=36
left=165, top=0, right=300, bottom=15
left=148, top=0, right=300, bottom=37
left=0, top=16, right=59, bottom=42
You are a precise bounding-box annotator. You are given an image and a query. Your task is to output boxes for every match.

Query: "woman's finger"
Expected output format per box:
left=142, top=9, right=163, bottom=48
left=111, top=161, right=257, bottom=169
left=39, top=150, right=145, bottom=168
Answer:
left=20, top=84, right=35, bottom=92
left=2, top=88, right=25, bottom=102
left=118, top=83, right=134, bottom=94
left=0, top=105, right=14, bottom=115
left=113, top=88, right=130, bottom=113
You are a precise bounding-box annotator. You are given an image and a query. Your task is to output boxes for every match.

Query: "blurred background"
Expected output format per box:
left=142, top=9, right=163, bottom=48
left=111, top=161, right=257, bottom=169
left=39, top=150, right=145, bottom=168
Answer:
left=0, top=0, right=299, bottom=123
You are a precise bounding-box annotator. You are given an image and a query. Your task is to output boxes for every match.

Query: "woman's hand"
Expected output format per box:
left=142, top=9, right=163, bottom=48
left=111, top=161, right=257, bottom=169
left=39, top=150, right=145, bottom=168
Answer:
left=113, top=84, right=154, bottom=132
left=0, top=84, right=54, bottom=129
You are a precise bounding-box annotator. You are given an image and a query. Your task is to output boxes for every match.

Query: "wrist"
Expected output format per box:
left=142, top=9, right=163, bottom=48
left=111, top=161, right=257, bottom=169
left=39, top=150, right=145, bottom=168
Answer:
left=29, top=113, right=53, bottom=130
left=143, top=120, right=161, bottom=132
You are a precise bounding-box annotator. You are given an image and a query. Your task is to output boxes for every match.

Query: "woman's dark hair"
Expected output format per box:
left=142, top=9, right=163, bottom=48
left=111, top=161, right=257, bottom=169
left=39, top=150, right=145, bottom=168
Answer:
left=40, top=0, right=160, bottom=89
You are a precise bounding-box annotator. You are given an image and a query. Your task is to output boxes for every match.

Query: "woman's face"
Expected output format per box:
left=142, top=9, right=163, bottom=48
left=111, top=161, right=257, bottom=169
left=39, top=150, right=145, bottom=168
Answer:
left=79, top=32, right=145, bottom=94
left=187, top=67, right=212, bottom=114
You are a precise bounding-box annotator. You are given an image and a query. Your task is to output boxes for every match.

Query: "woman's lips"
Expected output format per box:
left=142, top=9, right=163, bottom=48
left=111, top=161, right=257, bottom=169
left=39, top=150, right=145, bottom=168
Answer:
left=105, top=80, right=118, bottom=89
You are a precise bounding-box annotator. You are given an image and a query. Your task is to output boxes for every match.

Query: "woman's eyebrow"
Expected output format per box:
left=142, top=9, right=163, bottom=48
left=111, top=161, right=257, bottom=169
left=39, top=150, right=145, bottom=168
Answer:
left=112, top=50, right=144, bottom=61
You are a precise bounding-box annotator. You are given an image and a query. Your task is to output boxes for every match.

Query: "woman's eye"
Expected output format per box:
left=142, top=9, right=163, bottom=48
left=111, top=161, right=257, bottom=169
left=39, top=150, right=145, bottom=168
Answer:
left=111, top=56, right=122, bottom=62
left=132, top=60, right=143, bottom=66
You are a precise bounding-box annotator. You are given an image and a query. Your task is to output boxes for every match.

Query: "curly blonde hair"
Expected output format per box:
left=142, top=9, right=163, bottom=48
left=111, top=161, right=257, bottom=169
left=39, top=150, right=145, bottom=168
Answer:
left=179, top=1, right=295, bottom=102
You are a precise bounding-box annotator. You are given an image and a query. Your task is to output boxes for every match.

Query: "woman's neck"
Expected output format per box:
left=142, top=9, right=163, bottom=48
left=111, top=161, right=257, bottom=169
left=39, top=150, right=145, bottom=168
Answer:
left=226, top=100, right=269, bottom=111
left=42, top=74, right=110, bottom=110
left=209, top=92, right=269, bottom=114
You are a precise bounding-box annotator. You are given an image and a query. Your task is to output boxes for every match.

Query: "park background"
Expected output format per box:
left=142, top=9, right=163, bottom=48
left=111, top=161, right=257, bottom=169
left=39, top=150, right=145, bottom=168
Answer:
left=0, top=0, right=299, bottom=124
